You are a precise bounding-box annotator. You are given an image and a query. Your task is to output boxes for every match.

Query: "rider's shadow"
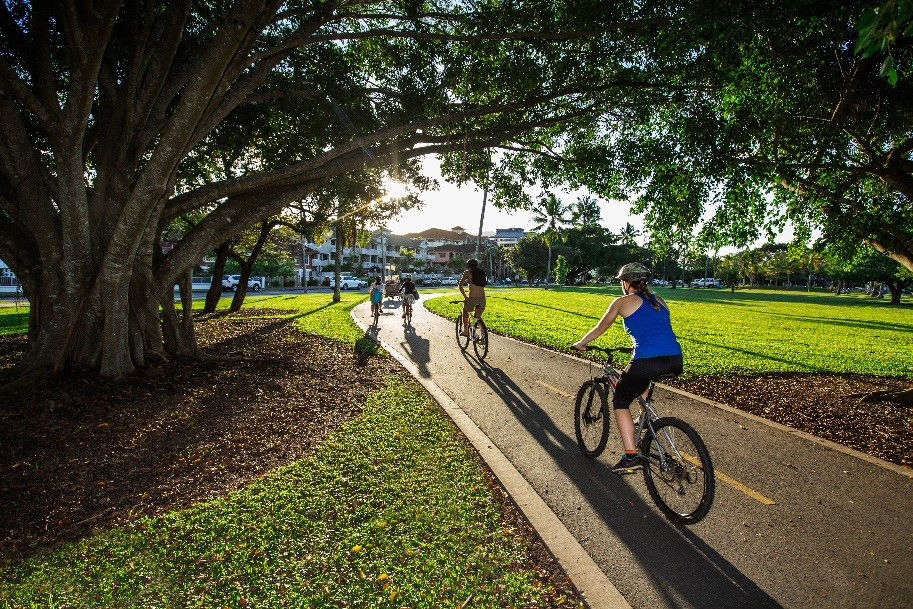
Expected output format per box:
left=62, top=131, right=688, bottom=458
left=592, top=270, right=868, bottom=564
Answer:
left=463, top=355, right=783, bottom=609
left=399, top=324, right=431, bottom=378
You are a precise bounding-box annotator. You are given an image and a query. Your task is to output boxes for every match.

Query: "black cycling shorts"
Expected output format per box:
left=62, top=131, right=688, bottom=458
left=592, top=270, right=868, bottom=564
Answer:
left=612, top=354, right=683, bottom=410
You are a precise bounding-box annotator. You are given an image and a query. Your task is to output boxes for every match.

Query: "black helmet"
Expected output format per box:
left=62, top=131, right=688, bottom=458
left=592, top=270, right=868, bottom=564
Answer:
left=615, top=262, right=651, bottom=281
left=467, top=258, right=479, bottom=269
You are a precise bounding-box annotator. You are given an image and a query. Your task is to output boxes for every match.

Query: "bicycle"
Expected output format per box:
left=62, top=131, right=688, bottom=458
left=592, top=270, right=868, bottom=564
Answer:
left=451, top=300, right=488, bottom=359
left=401, top=294, right=413, bottom=324
left=574, top=345, right=715, bottom=524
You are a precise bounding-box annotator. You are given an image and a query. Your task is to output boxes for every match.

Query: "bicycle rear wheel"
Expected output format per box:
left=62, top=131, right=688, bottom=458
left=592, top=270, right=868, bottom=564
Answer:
left=455, top=317, right=469, bottom=350
left=574, top=380, right=610, bottom=458
left=640, top=417, right=714, bottom=524
left=472, top=319, right=488, bottom=359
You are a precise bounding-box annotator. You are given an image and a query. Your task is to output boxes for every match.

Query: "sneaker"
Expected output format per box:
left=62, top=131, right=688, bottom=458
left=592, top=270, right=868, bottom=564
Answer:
left=612, top=454, right=643, bottom=474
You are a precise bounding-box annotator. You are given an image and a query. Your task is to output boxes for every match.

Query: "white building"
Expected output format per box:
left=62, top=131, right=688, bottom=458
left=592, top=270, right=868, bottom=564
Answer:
left=0, top=259, right=21, bottom=293
left=493, top=228, right=526, bottom=247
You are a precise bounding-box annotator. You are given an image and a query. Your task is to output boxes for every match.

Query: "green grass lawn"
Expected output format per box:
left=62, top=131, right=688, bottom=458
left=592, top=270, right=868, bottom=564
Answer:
left=1, top=293, right=571, bottom=607
left=425, top=287, right=913, bottom=378
left=0, top=306, right=28, bottom=335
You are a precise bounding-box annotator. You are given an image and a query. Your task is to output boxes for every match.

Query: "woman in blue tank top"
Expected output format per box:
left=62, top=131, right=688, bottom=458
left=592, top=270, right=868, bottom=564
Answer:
left=572, top=262, right=683, bottom=473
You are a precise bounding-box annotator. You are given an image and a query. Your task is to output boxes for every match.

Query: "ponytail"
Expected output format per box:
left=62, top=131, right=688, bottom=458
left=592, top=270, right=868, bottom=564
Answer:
left=631, top=279, right=660, bottom=311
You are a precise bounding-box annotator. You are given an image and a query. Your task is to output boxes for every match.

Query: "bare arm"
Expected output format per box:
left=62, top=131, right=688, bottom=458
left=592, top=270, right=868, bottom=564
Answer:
left=458, top=271, right=469, bottom=299
left=573, top=297, right=624, bottom=350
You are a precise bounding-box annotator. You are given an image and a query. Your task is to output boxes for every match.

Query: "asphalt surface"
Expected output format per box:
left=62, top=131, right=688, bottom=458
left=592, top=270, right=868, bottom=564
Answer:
left=357, top=295, right=913, bottom=609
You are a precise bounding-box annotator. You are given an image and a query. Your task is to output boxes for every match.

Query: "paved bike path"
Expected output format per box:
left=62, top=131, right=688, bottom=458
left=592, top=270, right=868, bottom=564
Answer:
left=356, top=297, right=913, bottom=609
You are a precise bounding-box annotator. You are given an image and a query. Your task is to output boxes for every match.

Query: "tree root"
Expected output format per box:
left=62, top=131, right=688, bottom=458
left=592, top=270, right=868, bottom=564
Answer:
left=844, top=388, right=913, bottom=404
left=0, top=367, right=49, bottom=394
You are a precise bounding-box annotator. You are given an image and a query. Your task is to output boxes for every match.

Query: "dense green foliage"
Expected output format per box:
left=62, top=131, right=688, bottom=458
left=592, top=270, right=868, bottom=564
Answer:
left=425, top=288, right=913, bottom=377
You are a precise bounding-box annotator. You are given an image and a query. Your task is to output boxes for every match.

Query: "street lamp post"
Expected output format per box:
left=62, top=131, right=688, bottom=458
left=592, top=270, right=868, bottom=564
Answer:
left=380, top=229, right=387, bottom=281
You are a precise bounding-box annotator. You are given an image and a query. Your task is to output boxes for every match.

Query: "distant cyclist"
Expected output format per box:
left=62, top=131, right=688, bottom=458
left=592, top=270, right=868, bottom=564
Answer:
left=572, top=262, right=683, bottom=474
left=369, top=276, right=383, bottom=317
left=459, top=258, right=487, bottom=336
left=400, top=275, right=417, bottom=319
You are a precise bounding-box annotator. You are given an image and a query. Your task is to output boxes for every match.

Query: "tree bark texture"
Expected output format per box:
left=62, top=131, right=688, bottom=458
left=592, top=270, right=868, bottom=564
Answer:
left=230, top=221, right=274, bottom=312
left=204, top=241, right=232, bottom=314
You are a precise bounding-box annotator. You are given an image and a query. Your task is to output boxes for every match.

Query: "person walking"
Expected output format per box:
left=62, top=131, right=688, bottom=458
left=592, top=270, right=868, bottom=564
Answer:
left=572, top=262, right=683, bottom=473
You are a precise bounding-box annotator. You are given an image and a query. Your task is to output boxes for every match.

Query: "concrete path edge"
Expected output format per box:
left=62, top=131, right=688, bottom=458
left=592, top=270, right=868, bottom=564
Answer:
left=351, top=306, right=631, bottom=609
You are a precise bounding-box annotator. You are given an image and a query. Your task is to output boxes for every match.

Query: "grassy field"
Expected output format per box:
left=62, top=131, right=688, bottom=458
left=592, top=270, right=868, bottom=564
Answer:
left=1, top=293, right=571, bottom=607
left=0, top=306, right=28, bottom=336
left=424, top=287, right=913, bottom=378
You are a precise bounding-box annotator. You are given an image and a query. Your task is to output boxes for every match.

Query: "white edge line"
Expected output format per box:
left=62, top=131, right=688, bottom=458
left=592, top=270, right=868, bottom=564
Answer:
left=351, top=304, right=632, bottom=609
left=419, top=295, right=913, bottom=481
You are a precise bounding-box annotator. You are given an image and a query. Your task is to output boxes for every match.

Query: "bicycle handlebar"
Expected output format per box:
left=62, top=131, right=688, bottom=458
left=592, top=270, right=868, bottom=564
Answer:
left=580, top=345, right=633, bottom=355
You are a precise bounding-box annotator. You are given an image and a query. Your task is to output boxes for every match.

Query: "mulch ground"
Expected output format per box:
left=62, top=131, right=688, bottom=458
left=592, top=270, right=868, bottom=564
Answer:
left=667, top=373, right=913, bottom=468
left=0, top=312, right=580, bottom=605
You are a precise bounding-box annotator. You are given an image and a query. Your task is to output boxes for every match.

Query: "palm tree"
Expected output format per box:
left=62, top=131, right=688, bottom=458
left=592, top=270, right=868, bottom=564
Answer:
left=399, top=247, right=416, bottom=273
left=530, top=193, right=569, bottom=288
left=619, top=222, right=640, bottom=246
left=570, top=195, right=601, bottom=228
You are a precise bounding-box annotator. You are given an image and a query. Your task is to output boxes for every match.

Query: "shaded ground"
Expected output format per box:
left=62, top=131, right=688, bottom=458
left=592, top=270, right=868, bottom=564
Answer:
left=0, top=312, right=580, bottom=605
left=667, top=373, right=913, bottom=468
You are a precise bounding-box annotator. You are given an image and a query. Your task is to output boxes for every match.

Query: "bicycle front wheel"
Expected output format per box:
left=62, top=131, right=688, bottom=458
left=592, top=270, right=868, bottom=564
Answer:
left=640, top=417, right=714, bottom=524
left=455, top=317, right=469, bottom=350
left=574, top=380, right=610, bottom=458
left=472, top=319, right=488, bottom=359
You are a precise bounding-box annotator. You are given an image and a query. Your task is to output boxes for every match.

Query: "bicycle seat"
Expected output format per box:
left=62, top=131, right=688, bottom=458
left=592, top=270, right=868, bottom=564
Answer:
left=653, top=373, right=678, bottom=381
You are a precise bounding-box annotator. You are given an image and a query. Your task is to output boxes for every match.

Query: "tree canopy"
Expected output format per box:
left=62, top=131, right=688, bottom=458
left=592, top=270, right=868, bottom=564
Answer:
left=0, top=0, right=908, bottom=379
left=0, top=0, right=674, bottom=377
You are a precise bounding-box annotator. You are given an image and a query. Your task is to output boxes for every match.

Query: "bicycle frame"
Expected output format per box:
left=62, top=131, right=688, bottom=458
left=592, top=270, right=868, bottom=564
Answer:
left=593, top=360, right=675, bottom=466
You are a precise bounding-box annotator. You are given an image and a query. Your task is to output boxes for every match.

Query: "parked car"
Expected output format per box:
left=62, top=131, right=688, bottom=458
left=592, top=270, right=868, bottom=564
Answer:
left=328, top=276, right=366, bottom=290
left=651, top=279, right=668, bottom=286
left=223, top=275, right=262, bottom=291
left=691, top=278, right=722, bottom=288
left=440, top=277, right=459, bottom=286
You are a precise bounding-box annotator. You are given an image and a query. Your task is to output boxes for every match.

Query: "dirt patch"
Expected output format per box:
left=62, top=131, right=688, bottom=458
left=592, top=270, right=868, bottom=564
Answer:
left=667, top=373, right=913, bottom=467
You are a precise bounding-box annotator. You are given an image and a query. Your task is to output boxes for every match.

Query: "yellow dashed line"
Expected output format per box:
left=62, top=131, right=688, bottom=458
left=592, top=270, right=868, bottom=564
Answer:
left=681, top=452, right=776, bottom=505
left=535, top=380, right=573, bottom=399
